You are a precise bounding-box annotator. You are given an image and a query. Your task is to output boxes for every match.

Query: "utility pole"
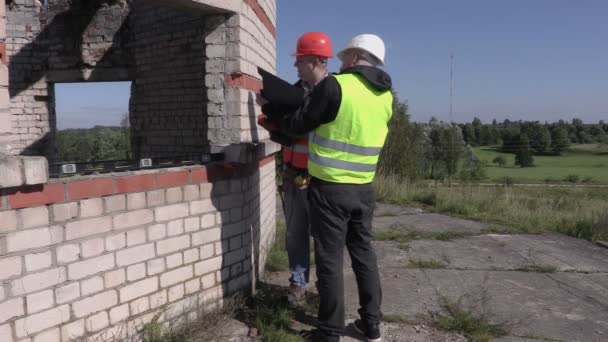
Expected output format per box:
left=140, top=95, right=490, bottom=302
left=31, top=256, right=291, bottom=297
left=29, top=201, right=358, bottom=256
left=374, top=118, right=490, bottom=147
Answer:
left=449, top=52, right=454, bottom=123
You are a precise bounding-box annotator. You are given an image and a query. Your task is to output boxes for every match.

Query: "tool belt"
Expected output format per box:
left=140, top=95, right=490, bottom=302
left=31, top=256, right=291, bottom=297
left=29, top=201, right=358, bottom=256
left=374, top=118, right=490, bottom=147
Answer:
left=284, top=164, right=310, bottom=189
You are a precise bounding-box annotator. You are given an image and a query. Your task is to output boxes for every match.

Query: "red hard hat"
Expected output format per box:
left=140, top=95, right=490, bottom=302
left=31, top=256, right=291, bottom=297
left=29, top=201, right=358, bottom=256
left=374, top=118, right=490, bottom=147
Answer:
left=292, top=32, right=333, bottom=58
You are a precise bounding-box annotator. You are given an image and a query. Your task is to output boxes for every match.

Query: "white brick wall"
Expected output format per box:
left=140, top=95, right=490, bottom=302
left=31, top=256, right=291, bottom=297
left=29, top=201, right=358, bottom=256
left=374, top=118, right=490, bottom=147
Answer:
left=0, top=21, right=277, bottom=335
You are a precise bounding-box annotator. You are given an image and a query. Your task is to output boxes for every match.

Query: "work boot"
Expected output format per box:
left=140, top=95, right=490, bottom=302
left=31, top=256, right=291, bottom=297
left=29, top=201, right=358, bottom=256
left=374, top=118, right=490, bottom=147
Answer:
left=354, top=319, right=381, bottom=342
left=287, top=284, right=307, bottom=304
left=301, top=329, right=340, bottom=342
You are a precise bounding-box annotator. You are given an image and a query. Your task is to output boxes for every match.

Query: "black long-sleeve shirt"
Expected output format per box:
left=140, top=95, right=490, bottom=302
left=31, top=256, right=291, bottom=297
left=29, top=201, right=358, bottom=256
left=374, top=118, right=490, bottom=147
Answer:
left=268, top=65, right=393, bottom=136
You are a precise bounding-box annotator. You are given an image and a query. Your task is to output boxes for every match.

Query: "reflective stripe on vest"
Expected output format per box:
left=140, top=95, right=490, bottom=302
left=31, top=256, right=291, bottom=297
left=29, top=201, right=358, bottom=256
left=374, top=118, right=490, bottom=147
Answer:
left=308, top=73, right=393, bottom=184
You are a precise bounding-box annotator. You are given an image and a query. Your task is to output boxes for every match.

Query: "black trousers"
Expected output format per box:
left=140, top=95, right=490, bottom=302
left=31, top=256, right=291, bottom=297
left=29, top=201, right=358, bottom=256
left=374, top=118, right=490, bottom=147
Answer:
left=308, top=179, right=382, bottom=337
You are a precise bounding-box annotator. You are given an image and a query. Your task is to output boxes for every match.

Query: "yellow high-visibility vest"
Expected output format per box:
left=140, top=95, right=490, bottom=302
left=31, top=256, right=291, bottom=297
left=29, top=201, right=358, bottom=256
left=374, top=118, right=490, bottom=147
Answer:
left=308, top=73, right=393, bottom=184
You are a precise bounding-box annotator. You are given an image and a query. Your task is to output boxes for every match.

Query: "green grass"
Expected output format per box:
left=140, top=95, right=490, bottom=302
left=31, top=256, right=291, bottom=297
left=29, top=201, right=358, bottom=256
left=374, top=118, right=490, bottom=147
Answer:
left=266, top=221, right=289, bottom=272
left=409, top=259, right=446, bottom=269
left=474, top=144, right=608, bottom=184
left=437, top=300, right=506, bottom=342
left=374, top=174, right=608, bottom=241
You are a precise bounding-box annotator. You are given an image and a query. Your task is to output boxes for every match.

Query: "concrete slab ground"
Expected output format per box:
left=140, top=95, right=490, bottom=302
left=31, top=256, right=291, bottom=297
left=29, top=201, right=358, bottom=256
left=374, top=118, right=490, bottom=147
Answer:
left=262, top=201, right=608, bottom=342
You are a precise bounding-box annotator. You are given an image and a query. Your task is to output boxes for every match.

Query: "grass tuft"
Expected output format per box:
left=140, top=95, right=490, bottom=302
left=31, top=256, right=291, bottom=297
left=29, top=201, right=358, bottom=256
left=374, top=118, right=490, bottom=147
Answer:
left=408, top=259, right=446, bottom=269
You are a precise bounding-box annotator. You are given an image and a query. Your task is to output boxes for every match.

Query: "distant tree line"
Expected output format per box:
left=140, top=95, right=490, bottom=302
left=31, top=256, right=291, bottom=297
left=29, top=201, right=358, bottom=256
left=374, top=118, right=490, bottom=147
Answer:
left=55, top=114, right=131, bottom=163
left=378, top=96, right=608, bottom=179
left=460, top=117, right=608, bottom=156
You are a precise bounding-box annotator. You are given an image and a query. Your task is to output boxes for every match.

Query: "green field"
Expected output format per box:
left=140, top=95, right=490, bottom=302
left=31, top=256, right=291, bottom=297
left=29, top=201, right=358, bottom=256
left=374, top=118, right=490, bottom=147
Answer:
left=473, top=144, right=608, bottom=184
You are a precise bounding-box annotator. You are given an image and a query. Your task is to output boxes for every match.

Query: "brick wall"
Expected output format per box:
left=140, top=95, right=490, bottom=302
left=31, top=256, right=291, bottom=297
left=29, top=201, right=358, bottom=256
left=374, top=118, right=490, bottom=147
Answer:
left=0, top=156, right=277, bottom=342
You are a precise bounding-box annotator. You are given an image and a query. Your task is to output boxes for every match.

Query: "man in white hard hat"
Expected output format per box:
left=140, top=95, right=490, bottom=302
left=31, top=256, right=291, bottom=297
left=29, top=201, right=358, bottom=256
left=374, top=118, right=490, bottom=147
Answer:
left=266, top=34, right=392, bottom=342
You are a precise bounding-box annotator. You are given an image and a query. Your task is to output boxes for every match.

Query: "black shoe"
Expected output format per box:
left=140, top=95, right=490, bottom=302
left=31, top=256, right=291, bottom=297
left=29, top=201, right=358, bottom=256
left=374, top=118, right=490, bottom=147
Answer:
left=301, top=329, right=340, bottom=342
left=353, top=319, right=381, bottom=342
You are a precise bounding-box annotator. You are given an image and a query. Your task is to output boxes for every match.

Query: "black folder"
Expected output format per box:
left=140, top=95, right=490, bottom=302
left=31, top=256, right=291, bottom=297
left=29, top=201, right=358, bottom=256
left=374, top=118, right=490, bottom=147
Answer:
left=257, top=67, right=305, bottom=111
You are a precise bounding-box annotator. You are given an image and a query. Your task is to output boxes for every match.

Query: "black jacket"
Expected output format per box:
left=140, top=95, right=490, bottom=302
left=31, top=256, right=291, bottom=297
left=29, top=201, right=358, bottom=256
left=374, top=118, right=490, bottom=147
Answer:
left=261, top=80, right=310, bottom=145
left=268, top=66, right=393, bottom=136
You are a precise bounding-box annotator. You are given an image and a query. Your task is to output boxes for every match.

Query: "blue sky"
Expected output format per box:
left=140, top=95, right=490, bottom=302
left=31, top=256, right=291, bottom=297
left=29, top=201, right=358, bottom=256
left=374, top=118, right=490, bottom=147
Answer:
left=57, top=0, right=607, bottom=128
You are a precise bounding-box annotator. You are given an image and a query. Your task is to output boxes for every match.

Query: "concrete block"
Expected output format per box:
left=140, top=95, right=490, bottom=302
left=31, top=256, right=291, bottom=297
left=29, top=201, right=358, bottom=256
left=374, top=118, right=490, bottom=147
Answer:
left=81, top=238, right=105, bottom=258
left=68, top=254, right=114, bottom=280
left=55, top=282, right=80, bottom=304
left=156, top=235, right=190, bottom=255
left=104, top=195, right=126, bottom=213
left=194, top=256, right=222, bottom=276
left=56, top=244, right=80, bottom=264
left=14, top=305, right=70, bottom=338
left=20, top=157, right=48, bottom=186
left=61, top=319, right=85, bottom=342
left=85, top=311, right=109, bottom=332
left=168, top=284, right=184, bottom=302
left=155, top=203, right=189, bottom=222
left=0, top=297, right=25, bottom=324
left=147, top=258, right=165, bottom=276
left=81, top=276, right=104, bottom=296
left=147, top=223, right=166, bottom=241
left=166, top=187, right=182, bottom=203
left=184, top=248, right=199, bottom=264
left=114, top=209, right=154, bottom=230
left=52, top=202, right=78, bottom=222
left=116, top=243, right=155, bottom=267
left=65, top=216, right=112, bottom=241
left=190, top=198, right=215, bottom=215
left=25, top=251, right=52, bottom=272
left=33, top=327, right=60, bottom=342
left=119, top=277, right=158, bottom=302
left=73, top=290, right=117, bottom=318
left=0, top=210, right=18, bottom=232
left=109, top=304, right=129, bottom=325
left=26, top=289, right=54, bottom=314
left=192, top=228, right=221, bottom=246
left=146, top=190, right=165, bottom=207
left=201, top=213, right=215, bottom=228
left=11, top=267, right=67, bottom=296
left=184, top=217, right=200, bottom=232
left=80, top=198, right=103, bottom=218
left=0, top=255, right=22, bottom=281
left=19, top=206, right=49, bottom=228
left=104, top=269, right=126, bottom=289
left=0, top=324, right=13, bottom=342
left=105, top=232, right=126, bottom=251
left=167, top=219, right=184, bottom=236
left=183, top=184, right=199, bottom=201
left=201, top=273, right=216, bottom=289
left=149, top=290, right=167, bottom=309
left=127, top=193, right=146, bottom=210
left=127, top=263, right=146, bottom=281
left=126, top=228, right=147, bottom=246
left=185, top=278, right=200, bottom=294
left=0, top=157, right=23, bottom=188
left=200, top=244, right=215, bottom=260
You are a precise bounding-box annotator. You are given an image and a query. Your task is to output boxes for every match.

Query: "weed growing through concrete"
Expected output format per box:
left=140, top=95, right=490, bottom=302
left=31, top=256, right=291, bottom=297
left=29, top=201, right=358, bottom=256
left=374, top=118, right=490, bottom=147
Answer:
left=436, top=298, right=507, bottom=342
left=408, top=259, right=446, bottom=269
left=373, top=229, right=468, bottom=243
left=265, top=221, right=289, bottom=272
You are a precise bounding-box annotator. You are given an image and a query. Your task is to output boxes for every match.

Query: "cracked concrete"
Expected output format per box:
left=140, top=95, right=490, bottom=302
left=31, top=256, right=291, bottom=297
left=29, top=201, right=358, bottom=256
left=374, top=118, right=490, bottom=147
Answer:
left=266, top=199, right=608, bottom=341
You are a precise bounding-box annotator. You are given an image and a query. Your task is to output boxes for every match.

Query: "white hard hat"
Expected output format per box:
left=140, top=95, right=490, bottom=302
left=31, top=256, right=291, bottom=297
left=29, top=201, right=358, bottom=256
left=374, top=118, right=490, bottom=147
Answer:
left=337, top=34, right=386, bottom=66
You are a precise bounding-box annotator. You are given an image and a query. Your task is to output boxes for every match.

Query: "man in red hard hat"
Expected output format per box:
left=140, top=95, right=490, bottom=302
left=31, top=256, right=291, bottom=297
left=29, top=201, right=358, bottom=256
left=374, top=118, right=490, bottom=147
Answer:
left=257, top=32, right=333, bottom=305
